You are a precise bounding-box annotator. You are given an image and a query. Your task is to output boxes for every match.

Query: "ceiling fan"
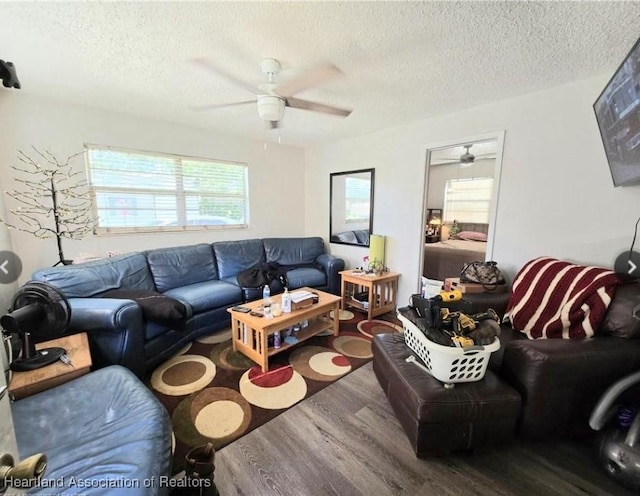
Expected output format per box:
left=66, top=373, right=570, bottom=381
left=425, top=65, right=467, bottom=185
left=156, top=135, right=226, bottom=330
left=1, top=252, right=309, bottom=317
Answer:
left=439, top=144, right=496, bottom=166
left=191, top=57, right=352, bottom=129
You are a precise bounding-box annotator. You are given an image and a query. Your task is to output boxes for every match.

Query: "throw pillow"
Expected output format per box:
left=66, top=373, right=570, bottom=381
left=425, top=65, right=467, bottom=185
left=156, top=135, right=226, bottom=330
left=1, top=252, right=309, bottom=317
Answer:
left=505, top=257, right=621, bottom=339
left=101, top=289, right=187, bottom=328
left=599, top=281, right=640, bottom=339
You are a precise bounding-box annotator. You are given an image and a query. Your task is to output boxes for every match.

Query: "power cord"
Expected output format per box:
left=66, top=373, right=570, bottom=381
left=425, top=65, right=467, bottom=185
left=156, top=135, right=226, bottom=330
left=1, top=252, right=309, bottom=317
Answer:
left=629, top=215, right=640, bottom=261
left=2, top=332, right=12, bottom=385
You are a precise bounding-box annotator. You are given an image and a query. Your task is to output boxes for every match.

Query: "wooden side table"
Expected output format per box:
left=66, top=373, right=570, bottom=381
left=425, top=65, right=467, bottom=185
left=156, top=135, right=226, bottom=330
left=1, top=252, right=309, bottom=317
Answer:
left=9, top=332, right=92, bottom=400
left=340, top=270, right=400, bottom=321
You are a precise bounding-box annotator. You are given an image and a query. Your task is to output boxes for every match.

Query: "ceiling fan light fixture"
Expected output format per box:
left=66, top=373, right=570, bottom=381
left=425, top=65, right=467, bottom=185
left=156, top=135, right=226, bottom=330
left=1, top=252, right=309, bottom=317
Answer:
left=257, top=95, right=285, bottom=122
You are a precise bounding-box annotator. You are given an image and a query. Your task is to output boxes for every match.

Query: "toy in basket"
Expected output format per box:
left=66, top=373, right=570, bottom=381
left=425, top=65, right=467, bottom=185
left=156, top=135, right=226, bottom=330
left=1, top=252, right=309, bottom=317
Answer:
left=398, top=312, right=500, bottom=385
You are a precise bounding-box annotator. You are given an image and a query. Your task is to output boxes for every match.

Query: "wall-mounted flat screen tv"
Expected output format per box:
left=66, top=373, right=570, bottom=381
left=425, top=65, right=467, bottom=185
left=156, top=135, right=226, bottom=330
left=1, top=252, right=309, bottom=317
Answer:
left=594, top=36, right=640, bottom=187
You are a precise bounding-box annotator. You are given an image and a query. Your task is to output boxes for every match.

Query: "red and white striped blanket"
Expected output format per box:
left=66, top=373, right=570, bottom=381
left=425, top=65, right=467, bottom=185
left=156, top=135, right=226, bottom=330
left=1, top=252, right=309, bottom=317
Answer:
left=505, top=257, right=621, bottom=339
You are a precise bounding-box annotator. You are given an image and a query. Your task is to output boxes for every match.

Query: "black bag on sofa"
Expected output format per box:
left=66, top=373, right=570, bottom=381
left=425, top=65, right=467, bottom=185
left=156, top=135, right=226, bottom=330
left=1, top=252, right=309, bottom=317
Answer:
left=237, top=262, right=287, bottom=288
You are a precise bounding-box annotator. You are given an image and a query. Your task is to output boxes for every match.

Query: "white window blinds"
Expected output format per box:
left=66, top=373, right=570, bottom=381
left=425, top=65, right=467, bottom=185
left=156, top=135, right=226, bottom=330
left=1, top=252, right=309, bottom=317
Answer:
left=344, top=176, right=371, bottom=223
left=443, top=177, right=493, bottom=224
left=86, top=145, right=249, bottom=233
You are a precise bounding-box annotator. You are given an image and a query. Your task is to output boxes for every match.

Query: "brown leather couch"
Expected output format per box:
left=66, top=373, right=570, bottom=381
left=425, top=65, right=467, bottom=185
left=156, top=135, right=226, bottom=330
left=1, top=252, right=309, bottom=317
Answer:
left=374, top=281, right=640, bottom=457
left=491, top=281, right=640, bottom=439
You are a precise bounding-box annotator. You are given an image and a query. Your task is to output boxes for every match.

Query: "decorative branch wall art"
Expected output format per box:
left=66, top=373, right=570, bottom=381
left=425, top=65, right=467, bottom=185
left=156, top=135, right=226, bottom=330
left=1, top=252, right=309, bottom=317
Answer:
left=0, top=147, right=96, bottom=265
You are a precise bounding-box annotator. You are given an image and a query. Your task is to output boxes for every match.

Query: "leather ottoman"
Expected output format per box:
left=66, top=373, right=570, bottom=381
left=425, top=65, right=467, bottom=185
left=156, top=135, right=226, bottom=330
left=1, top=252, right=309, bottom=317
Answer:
left=373, top=333, right=521, bottom=456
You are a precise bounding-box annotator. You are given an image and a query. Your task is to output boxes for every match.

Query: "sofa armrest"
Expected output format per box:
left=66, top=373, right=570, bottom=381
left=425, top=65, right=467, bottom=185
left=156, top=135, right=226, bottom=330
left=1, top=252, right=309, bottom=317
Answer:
left=67, top=298, right=145, bottom=377
left=501, top=336, right=640, bottom=438
left=316, top=253, right=345, bottom=295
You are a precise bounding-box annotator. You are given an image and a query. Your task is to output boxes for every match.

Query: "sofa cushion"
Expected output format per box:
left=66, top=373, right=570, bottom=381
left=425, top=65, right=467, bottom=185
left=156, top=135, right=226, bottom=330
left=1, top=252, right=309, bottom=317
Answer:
left=354, top=229, right=370, bottom=245
left=285, top=267, right=326, bottom=289
left=164, top=280, right=241, bottom=313
left=505, top=257, right=621, bottom=339
left=213, top=239, right=265, bottom=279
left=31, top=253, right=155, bottom=297
left=146, top=244, right=218, bottom=292
left=333, top=231, right=358, bottom=244
left=101, top=289, right=187, bottom=328
left=600, top=281, right=640, bottom=338
left=263, top=237, right=325, bottom=265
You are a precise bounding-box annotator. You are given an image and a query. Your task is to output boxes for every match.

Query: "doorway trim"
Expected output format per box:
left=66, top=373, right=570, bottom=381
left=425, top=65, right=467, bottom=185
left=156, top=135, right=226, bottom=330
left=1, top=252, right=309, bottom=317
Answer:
left=418, top=130, right=506, bottom=290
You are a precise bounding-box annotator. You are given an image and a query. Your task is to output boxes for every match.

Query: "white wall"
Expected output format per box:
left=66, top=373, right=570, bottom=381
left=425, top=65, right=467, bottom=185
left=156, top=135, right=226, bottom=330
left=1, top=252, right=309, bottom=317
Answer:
left=0, top=94, right=307, bottom=282
left=305, top=74, right=640, bottom=306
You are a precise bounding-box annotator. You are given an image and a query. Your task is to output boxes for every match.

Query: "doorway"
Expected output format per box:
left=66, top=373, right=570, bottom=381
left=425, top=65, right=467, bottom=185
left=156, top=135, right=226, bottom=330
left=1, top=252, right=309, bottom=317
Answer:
left=419, top=132, right=505, bottom=284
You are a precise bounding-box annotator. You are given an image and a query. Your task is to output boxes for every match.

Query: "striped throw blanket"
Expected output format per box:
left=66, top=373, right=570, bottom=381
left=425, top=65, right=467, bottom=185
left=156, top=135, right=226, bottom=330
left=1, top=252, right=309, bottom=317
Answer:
left=505, top=257, right=621, bottom=339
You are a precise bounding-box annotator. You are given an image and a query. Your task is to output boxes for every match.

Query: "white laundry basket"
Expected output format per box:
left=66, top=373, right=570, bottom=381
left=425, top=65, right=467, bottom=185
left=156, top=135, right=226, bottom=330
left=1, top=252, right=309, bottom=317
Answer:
left=398, top=313, right=500, bottom=384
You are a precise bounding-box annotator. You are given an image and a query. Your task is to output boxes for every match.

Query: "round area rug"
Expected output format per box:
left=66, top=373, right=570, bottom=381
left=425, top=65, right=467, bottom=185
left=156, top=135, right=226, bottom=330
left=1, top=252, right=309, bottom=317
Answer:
left=239, top=364, right=307, bottom=409
left=328, top=333, right=373, bottom=359
left=209, top=340, right=255, bottom=371
left=289, top=345, right=351, bottom=381
left=172, top=342, right=192, bottom=356
left=330, top=309, right=355, bottom=321
left=357, top=319, right=404, bottom=338
left=172, top=387, right=251, bottom=448
left=196, top=328, right=232, bottom=344
left=150, top=354, right=216, bottom=396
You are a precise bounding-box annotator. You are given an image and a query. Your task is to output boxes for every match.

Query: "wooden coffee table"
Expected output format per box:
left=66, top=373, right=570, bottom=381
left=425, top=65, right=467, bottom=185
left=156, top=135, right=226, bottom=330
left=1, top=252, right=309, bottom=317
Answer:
left=228, top=287, right=341, bottom=372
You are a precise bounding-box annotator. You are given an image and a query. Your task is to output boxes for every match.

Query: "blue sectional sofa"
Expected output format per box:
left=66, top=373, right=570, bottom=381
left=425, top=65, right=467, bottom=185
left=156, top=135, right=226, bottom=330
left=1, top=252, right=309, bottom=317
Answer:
left=31, top=237, right=344, bottom=377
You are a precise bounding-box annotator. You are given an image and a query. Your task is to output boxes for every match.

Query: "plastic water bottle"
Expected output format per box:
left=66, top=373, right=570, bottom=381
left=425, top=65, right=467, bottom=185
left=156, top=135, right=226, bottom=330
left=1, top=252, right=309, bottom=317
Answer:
left=282, top=287, right=291, bottom=313
left=263, top=284, right=271, bottom=303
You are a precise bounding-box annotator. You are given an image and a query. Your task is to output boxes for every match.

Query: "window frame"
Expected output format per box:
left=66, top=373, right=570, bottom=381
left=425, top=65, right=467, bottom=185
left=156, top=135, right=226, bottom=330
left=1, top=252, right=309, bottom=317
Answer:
left=85, top=144, right=250, bottom=234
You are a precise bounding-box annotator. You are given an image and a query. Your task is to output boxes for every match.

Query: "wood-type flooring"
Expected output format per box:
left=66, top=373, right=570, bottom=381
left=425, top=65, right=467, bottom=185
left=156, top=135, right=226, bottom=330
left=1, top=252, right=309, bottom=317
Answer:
left=213, top=363, right=635, bottom=496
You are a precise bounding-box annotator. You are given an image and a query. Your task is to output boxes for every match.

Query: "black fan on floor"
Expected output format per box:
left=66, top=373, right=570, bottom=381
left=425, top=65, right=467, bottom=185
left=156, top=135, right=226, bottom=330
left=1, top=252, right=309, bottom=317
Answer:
left=0, top=281, right=70, bottom=371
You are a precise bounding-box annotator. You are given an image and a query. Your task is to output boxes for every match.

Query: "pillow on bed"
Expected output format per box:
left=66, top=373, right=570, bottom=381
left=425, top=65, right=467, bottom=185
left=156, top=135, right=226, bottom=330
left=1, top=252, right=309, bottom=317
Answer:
left=455, top=231, right=487, bottom=242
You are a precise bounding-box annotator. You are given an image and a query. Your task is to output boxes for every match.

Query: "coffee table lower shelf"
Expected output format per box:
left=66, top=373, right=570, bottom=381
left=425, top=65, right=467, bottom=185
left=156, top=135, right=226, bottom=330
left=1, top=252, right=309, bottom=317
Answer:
left=266, top=317, right=331, bottom=356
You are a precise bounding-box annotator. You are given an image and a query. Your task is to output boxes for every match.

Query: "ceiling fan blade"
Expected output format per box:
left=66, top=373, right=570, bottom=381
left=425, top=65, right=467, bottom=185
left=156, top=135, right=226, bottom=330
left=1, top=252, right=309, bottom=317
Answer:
left=275, top=62, right=344, bottom=97
left=192, top=58, right=260, bottom=95
left=286, top=97, right=351, bottom=117
left=190, top=100, right=256, bottom=112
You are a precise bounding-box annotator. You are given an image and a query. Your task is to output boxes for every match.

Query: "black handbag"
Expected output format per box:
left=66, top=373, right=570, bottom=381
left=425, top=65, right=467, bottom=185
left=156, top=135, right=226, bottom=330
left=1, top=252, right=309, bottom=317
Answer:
left=460, top=261, right=505, bottom=287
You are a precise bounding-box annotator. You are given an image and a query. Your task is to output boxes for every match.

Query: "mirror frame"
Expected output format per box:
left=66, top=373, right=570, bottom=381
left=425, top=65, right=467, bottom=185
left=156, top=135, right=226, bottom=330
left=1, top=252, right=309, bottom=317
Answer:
left=329, top=168, right=375, bottom=247
left=418, top=131, right=505, bottom=293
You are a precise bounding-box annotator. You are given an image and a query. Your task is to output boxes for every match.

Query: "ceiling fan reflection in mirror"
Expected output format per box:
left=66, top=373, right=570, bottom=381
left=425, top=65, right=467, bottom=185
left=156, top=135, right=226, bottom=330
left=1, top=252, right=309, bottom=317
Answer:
left=439, top=144, right=497, bottom=166
left=191, top=57, right=352, bottom=129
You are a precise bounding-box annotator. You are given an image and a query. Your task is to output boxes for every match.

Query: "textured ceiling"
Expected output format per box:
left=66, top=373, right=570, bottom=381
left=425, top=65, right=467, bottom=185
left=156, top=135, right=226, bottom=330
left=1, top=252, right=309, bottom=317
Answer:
left=1, top=1, right=639, bottom=147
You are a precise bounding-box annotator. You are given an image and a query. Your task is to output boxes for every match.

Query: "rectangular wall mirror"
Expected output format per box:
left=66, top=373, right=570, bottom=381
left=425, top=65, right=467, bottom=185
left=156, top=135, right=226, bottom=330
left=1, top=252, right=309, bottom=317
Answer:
left=330, top=168, right=374, bottom=247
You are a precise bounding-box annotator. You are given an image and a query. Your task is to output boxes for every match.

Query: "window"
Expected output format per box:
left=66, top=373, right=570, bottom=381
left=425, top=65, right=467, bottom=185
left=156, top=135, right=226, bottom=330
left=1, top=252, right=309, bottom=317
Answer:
left=344, top=176, right=371, bottom=223
left=443, top=177, right=494, bottom=224
left=85, top=145, right=249, bottom=233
